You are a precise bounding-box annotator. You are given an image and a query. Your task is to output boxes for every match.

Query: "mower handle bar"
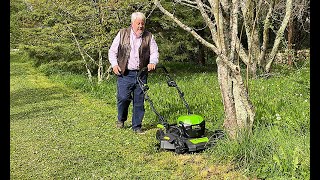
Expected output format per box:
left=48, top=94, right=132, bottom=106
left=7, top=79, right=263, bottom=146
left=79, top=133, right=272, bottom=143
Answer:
left=137, top=64, right=168, bottom=79
left=137, top=64, right=192, bottom=116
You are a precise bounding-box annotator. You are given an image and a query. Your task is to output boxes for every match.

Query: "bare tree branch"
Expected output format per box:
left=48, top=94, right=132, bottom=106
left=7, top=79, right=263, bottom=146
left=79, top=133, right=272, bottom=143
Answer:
left=265, top=0, right=293, bottom=72
left=195, top=0, right=218, bottom=44
left=154, top=0, right=240, bottom=73
left=258, top=0, right=275, bottom=66
left=154, top=0, right=215, bottom=51
left=229, top=0, right=239, bottom=63
left=66, top=24, right=93, bottom=81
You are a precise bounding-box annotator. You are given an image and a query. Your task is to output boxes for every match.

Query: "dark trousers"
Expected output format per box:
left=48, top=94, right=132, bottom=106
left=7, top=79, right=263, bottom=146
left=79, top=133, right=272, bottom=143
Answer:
left=117, top=70, right=147, bottom=130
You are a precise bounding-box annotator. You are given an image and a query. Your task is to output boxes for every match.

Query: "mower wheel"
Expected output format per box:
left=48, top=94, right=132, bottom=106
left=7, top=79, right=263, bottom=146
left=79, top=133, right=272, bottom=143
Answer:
left=156, top=129, right=165, bottom=141
left=154, top=143, right=161, bottom=152
left=174, top=138, right=188, bottom=154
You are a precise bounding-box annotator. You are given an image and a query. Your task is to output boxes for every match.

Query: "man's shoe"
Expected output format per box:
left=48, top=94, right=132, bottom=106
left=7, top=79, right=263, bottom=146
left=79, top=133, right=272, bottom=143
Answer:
left=116, top=121, right=124, bottom=128
left=134, top=128, right=145, bottom=134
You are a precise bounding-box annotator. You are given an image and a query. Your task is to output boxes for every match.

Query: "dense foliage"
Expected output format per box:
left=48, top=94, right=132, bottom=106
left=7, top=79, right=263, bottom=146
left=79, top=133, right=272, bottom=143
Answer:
left=10, top=0, right=309, bottom=77
left=11, top=0, right=215, bottom=83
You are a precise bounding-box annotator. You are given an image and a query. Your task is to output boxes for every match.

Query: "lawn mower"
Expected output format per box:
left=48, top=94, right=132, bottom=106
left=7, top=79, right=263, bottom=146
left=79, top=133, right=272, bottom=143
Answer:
left=137, top=64, right=224, bottom=154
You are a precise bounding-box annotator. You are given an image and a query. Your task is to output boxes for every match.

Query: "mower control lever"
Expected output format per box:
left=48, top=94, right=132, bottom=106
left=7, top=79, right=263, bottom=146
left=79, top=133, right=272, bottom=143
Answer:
left=167, top=80, right=177, bottom=87
left=142, top=84, right=149, bottom=91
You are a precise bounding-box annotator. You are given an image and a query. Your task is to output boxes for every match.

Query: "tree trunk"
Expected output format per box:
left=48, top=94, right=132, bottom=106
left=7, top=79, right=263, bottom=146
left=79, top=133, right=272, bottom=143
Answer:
left=258, top=0, right=274, bottom=68
left=265, top=0, right=293, bottom=72
left=217, top=59, right=237, bottom=138
left=217, top=57, right=255, bottom=139
left=67, top=25, right=93, bottom=82
left=287, top=16, right=293, bottom=66
left=97, top=48, right=103, bottom=84
left=197, top=41, right=206, bottom=66
left=196, top=29, right=206, bottom=66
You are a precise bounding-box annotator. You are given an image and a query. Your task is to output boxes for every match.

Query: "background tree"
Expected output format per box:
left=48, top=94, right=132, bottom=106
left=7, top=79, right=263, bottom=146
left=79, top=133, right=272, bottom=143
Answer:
left=154, top=0, right=293, bottom=138
left=15, top=0, right=153, bottom=83
left=10, top=0, right=26, bottom=49
left=285, top=0, right=310, bottom=65
left=16, top=0, right=84, bottom=69
left=148, top=3, right=213, bottom=65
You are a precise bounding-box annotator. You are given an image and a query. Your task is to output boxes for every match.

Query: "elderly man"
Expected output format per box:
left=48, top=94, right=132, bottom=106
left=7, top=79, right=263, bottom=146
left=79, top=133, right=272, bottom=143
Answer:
left=108, top=12, right=159, bottom=134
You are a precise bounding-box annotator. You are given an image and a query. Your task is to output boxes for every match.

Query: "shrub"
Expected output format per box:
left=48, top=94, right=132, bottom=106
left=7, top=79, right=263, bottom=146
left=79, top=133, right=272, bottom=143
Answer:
left=19, top=43, right=81, bottom=67
left=38, top=60, right=87, bottom=75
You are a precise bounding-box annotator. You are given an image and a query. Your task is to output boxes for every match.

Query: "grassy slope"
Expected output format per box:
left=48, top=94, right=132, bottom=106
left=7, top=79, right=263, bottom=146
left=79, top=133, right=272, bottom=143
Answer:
left=10, top=55, right=247, bottom=179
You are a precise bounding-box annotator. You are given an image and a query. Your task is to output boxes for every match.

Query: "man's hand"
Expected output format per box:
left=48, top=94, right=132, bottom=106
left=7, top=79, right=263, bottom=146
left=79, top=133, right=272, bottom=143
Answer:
left=112, top=65, right=122, bottom=75
left=147, top=63, right=156, bottom=71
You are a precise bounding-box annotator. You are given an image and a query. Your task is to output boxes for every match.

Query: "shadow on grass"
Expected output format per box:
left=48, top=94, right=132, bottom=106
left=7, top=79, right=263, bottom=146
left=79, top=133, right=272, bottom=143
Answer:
left=10, top=86, right=74, bottom=122
left=10, top=87, right=72, bottom=107
left=10, top=105, right=65, bottom=121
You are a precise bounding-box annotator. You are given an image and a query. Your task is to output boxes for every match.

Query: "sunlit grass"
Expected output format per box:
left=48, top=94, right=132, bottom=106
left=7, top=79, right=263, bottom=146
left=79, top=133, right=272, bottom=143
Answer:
left=11, top=52, right=246, bottom=179
left=11, top=51, right=310, bottom=179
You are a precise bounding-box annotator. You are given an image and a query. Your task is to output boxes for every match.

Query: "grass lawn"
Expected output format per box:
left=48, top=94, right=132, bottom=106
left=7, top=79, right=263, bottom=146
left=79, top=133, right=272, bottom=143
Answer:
left=10, top=54, right=248, bottom=179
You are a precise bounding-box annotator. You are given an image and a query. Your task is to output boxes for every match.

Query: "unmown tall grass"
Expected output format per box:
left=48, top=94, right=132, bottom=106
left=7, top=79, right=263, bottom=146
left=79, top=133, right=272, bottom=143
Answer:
left=12, top=51, right=310, bottom=179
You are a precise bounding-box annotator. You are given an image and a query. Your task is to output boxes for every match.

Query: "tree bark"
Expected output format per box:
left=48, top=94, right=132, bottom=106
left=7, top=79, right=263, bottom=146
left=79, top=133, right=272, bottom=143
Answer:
left=197, top=42, right=206, bottom=66
left=265, top=0, right=293, bottom=72
left=197, top=29, right=206, bottom=65
left=98, top=48, right=103, bottom=84
left=287, top=16, right=293, bottom=66
left=241, top=0, right=261, bottom=78
left=258, top=0, right=274, bottom=67
left=217, top=59, right=237, bottom=138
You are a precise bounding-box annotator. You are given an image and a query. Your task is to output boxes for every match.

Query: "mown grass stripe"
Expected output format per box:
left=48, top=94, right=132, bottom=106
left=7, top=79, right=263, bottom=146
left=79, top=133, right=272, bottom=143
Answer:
left=10, top=54, right=246, bottom=179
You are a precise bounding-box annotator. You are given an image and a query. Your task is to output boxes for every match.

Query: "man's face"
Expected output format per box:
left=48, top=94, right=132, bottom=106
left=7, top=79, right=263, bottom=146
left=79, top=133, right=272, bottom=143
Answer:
left=132, top=18, right=145, bottom=37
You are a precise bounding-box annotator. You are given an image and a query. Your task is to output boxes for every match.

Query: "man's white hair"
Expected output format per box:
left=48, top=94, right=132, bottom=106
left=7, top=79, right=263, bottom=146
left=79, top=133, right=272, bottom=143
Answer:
left=131, top=12, right=146, bottom=24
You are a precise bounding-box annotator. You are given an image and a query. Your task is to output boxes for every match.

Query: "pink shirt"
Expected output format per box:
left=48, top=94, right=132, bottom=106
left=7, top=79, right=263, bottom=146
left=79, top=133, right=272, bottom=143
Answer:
left=108, top=28, right=159, bottom=70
